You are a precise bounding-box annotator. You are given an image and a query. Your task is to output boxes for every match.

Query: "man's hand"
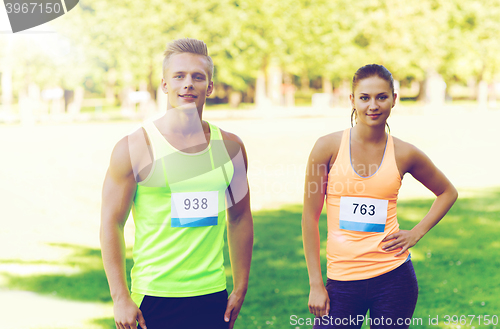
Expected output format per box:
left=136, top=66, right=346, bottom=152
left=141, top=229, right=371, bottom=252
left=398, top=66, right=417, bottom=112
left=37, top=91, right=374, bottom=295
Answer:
left=224, top=291, right=246, bottom=329
left=308, top=284, right=330, bottom=318
left=113, top=297, right=147, bottom=329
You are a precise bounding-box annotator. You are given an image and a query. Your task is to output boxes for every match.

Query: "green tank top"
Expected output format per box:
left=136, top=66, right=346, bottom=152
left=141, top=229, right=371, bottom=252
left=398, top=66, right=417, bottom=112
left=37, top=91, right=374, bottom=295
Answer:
left=130, top=121, right=234, bottom=297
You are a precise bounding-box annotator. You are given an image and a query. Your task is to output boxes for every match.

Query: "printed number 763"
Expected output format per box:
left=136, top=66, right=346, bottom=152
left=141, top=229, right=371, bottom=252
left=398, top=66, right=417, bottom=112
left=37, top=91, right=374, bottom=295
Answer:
left=353, top=203, right=375, bottom=216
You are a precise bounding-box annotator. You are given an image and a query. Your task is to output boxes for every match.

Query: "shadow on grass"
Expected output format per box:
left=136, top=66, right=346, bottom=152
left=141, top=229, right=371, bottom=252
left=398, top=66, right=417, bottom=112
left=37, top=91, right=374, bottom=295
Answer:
left=2, top=188, right=500, bottom=329
left=3, top=243, right=133, bottom=303
left=1, top=244, right=128, bottom=329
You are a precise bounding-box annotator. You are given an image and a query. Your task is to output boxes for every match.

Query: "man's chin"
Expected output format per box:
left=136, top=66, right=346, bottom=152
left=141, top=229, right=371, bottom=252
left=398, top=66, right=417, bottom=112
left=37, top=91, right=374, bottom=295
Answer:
left=169, top=103, right=200, bottom=112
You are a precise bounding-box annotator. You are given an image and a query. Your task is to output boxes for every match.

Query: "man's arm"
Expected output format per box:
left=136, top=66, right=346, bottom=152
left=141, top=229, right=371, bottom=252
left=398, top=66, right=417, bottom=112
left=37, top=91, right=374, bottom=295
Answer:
left=100, top=136, right=147, bottom=329
left=222, top=132, right=253, bottom=329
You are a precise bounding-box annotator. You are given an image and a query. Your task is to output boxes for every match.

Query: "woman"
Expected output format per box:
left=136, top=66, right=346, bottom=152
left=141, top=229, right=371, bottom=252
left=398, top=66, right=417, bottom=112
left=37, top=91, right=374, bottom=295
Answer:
left=302, top=64, right=457, bottom=328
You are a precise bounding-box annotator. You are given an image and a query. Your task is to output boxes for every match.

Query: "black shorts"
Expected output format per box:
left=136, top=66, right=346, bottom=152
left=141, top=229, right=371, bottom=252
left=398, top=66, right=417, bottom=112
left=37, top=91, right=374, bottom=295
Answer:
left=138, top=290, right=229, bottom=329
left=313, top=261, right=419, bottom=329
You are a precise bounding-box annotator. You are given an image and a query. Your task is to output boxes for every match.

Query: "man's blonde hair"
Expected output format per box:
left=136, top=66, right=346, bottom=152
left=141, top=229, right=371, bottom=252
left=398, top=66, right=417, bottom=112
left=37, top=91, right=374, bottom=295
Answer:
left=162, top=38, right=214, bottom=81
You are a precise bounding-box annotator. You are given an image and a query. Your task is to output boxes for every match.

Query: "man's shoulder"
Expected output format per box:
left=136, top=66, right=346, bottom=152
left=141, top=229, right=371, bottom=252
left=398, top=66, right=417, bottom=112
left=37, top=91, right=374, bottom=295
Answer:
left=110, top=127, right=152, bottom=179
left=213, top=126, right=244, bottom=156
left=111, top=136, right=130, bottom=161
left=108, top=136, right=134, bottom=178
left=219, top=128, right=244, bottom=146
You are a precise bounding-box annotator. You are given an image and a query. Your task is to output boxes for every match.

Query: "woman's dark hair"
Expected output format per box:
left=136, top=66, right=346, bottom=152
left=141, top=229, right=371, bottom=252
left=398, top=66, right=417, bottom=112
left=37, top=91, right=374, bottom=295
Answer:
left=351, top=64, right=393, bottom=133
left=352, top=64, right=394, bottom=95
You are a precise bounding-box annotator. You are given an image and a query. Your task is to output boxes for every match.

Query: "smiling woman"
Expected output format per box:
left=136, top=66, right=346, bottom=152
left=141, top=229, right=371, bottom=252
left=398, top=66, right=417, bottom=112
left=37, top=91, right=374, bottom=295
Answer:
left=350, top=65, right=395, bottom=133
left=302, top=64, right=458, bottom=329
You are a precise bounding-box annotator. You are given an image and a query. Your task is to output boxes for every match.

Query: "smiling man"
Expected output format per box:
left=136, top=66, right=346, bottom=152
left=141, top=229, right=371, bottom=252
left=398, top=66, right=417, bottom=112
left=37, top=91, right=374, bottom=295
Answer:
left=100, top=38, right=253, bottom=329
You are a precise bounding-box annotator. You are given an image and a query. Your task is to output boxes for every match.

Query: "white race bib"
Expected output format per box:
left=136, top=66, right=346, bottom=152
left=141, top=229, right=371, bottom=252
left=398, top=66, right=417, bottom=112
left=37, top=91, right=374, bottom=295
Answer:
left=339, top=196, right=388, bottom=232
left=171, top=191, right=219, bottom=227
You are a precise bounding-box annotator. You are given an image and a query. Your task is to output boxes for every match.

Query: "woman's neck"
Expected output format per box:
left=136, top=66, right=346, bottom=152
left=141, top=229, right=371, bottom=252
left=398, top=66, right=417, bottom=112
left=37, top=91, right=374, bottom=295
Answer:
left=351, top=124, right=387, bottom=144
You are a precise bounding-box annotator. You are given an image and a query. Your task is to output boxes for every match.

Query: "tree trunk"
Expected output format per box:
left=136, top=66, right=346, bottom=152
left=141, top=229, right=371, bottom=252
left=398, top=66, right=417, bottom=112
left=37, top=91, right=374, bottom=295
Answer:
left=283, top=73, right=295, bottom=107
left=477, top=80, right=488, bottom=108
left=419, top=69, right=445, bottom=105
left=229, top=89, right=242, bottom=108
left=106, top=68, right=117, bottom=105
left=147, top=57, right=156, bottom=100
left=267, top=65, right=283, bottom=106
left=489, top=82, right=497, bottom=108
left=339, top=80, right=351, bottom=107
left=120, top=71, right=134, bottom=116
left=301, top=70, right=310, bottom=92
left=322, top=77, right=333, bottom=94
left=255, top=69, right=267, bottom=108
left=69, top=87, right=84, bottom=115
left=416, top=79, right=426, bottom=103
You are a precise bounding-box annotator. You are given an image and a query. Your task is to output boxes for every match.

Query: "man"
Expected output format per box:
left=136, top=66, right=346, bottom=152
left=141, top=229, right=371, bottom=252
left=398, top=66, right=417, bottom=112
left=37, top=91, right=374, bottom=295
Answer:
left=100, top=38, right=253, bottom=329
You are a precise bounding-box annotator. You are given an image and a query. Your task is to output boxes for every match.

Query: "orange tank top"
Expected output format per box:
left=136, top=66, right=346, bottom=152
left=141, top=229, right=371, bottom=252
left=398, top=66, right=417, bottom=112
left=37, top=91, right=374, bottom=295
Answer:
left=326, top=128, right=409, bottom=281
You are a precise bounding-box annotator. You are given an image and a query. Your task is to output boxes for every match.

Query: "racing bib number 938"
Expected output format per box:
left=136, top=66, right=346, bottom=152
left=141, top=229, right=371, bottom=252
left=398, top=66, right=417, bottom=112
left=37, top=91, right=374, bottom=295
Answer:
left=171, top=191, right=218, bottom=227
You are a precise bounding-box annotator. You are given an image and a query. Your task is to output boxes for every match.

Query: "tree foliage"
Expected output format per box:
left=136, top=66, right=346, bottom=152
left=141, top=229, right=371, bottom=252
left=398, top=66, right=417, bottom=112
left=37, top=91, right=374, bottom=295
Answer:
left=2, top=0, right=500, bottom=98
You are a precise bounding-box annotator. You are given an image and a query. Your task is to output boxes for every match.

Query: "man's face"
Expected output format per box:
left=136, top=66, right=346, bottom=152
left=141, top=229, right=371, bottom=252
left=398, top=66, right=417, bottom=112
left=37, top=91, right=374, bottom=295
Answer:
left=161, top=53, right=214, bottom=112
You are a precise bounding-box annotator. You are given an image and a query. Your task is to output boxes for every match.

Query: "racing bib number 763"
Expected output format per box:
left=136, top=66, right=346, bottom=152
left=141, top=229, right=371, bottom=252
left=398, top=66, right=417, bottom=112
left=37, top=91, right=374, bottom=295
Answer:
left=339, top=196, right=388, bottom=233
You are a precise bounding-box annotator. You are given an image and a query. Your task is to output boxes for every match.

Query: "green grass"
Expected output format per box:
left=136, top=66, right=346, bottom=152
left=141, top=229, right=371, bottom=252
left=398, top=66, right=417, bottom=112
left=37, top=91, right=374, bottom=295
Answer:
left=2, top=188, right=500, bottom=328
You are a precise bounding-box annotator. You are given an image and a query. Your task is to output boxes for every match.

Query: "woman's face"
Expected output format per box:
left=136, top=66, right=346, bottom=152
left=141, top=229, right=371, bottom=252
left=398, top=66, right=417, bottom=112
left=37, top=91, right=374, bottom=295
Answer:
left=350, top=76, right=397, bottom=128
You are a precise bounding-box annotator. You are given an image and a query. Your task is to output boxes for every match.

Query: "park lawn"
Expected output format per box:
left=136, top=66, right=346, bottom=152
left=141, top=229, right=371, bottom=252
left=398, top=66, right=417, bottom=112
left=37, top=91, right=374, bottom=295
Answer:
left=228, top=188, right=500, bottom=329
left=4, top=188, right=500, bottom=329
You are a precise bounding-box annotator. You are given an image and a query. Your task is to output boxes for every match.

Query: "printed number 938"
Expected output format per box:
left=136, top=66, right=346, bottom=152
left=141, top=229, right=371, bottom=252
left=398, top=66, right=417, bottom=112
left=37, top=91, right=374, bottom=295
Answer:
left=353, top=203, right=375, bottom=216
left=184, top=198, right=208, bottom=210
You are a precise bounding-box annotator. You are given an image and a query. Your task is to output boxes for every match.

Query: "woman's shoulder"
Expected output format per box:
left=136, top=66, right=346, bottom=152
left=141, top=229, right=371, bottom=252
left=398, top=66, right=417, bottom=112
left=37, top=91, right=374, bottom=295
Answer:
left=392, top=135, right=427, bottom=175
left=310, top=130, right=345, bottom=164
left=316, top=130, right=344, bottom=147
left=392, top=135, right=420, bottom=158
